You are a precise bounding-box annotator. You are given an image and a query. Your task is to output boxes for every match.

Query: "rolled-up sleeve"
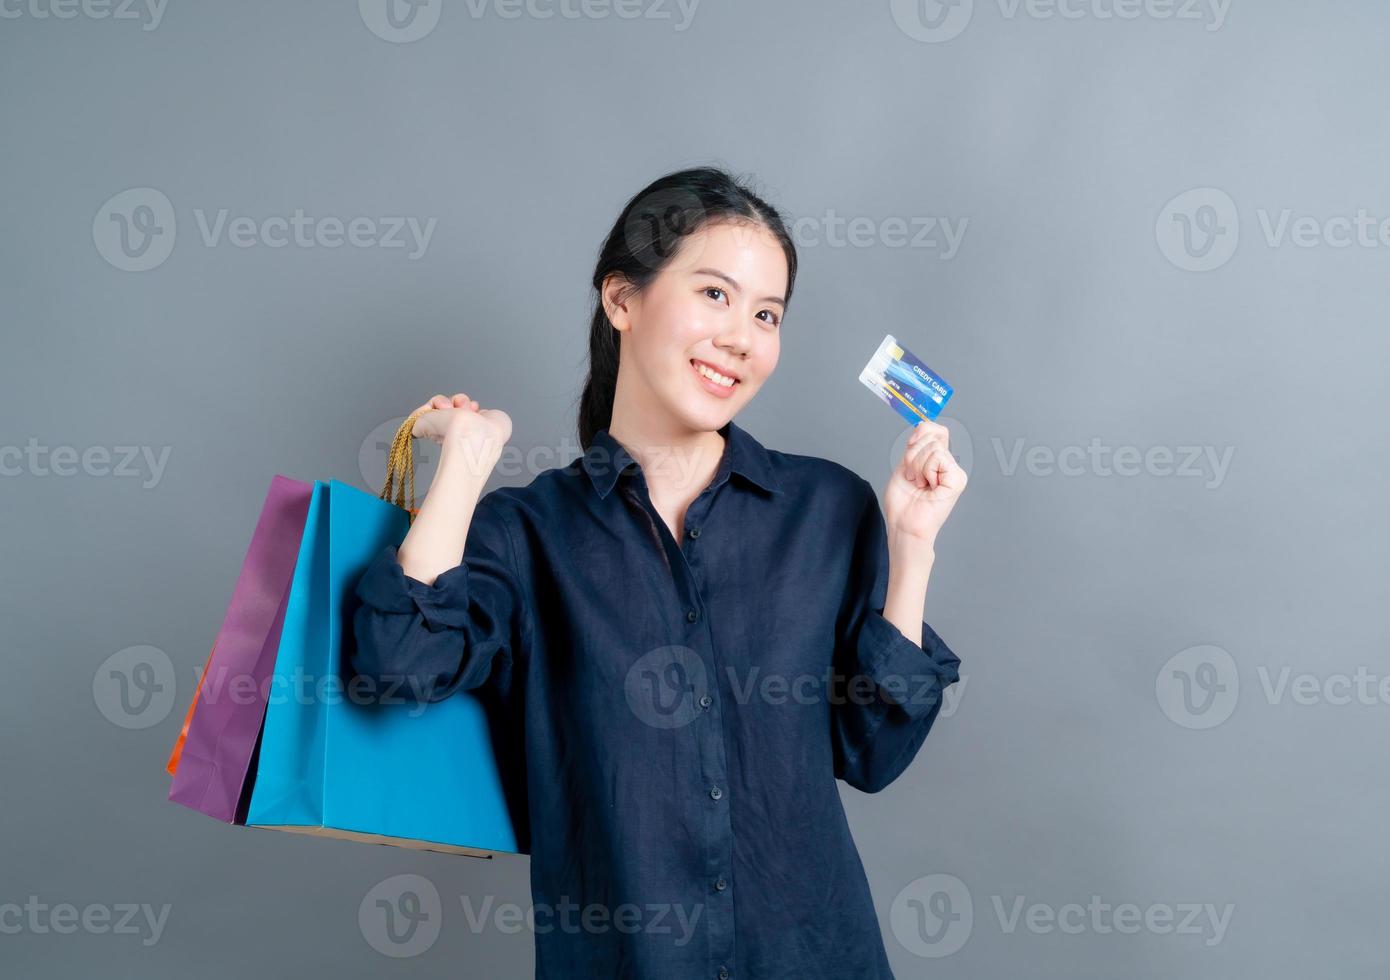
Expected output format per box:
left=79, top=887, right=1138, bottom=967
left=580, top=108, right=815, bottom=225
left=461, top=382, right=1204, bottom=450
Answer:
left=347, top=490, right=528, bottom=704
left=831, top=478, right=961, bottom=794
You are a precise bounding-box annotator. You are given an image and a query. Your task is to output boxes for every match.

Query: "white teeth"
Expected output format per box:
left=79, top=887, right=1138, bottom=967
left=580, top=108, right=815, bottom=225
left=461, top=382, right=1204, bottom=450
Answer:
left=694, top=361, right=736, bottom=387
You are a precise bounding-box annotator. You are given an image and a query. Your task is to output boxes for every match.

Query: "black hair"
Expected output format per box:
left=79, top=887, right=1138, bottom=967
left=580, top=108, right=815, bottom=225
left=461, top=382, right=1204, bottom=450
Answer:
left=576, top=166, right=798, bottom=450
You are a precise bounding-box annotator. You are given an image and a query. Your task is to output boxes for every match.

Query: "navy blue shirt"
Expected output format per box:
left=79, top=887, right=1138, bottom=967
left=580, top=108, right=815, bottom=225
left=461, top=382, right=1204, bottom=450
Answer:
left=348, top=418, right=961, bottom=979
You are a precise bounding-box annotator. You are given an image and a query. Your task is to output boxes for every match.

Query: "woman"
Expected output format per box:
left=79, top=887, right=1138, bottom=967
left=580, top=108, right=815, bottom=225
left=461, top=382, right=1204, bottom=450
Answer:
left=349, top=166, right=968, bottom=979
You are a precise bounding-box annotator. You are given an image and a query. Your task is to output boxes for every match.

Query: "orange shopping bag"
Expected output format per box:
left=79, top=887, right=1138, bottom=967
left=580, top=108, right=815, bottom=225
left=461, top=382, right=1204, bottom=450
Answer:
left=165, top=647, right=214, bottom=776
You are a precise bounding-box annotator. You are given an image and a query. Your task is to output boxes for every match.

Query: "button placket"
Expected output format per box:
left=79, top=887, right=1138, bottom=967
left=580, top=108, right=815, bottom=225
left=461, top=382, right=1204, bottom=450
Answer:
left=673, top=483, right=738, bottom=976
left=622, top=477, right=738, bottom=973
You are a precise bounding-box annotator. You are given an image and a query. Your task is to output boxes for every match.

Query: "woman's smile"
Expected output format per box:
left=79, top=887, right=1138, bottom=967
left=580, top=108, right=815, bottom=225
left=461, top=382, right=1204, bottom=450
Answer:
left=690, top=357, right=741, bottom=398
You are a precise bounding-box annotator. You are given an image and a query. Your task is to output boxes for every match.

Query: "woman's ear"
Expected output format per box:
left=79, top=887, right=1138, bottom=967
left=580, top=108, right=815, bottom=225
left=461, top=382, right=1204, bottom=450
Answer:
left=602, top=274, right=636, bottom=333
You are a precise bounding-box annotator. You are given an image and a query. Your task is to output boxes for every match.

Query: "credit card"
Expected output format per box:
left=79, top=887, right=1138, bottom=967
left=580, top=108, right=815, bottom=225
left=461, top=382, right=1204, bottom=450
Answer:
left=859, top=333, right=954, bottom=424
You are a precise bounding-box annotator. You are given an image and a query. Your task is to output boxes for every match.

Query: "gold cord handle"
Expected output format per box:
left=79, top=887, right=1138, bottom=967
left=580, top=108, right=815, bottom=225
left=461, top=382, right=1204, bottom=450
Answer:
left=378, top=408, right=430, bottom=523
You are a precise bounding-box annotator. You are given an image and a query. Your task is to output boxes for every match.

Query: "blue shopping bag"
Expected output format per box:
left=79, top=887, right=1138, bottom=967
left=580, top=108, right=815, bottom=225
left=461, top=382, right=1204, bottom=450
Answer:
left=245, top=478, right=519, bottom=858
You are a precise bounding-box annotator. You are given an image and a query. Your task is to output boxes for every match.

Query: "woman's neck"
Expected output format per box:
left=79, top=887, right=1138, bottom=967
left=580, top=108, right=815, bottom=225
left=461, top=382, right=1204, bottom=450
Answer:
left=606, top=417, right=727, bottom=504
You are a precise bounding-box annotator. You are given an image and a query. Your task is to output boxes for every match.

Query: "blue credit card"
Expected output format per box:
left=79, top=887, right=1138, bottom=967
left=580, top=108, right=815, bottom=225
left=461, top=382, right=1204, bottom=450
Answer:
left=859, top=333, right=954, bottom=424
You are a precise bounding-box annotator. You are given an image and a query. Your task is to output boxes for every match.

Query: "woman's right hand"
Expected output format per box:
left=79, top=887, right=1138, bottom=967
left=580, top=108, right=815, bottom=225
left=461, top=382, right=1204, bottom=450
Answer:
left=410, top=393, right=512, bottom=468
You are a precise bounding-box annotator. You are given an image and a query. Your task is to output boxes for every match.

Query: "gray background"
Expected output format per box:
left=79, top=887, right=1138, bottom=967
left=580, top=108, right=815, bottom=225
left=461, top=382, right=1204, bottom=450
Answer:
left=2, top=0, right=1385, bottom=976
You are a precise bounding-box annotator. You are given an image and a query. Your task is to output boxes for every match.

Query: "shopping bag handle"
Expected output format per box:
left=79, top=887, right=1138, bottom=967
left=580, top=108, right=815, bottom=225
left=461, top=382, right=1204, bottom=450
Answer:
left=379, top=408, right=430, bottom=524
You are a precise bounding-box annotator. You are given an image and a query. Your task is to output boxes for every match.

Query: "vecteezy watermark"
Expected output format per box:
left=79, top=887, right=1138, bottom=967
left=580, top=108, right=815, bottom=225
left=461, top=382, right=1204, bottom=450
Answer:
left=359, top=417, right=444, bottom=498
left=890, top=873, right=1234, bottom=956
left=93, top=188, right=437, bottom=271
left=884, top=419, right=1233, bottom=490
left=1156, top=644, right=1239, bottom=729
left=623, top=646, right=965, bottom=730
left=358, top=419, right=594, bottom=496
left=0, top=439, right=171, bottom=488
left=992, top=437, right=1235, bottom=489
left=357, top=874, right=704, bottom=957
left=989, top=894, right=1234, bottom=946
left=93, top=645, right=177, bottom=729
left=1157, top=186, right=1390, bottom=271
left=889, top=415, right=974, bottom=481
left=360, top=419, right=782, bottom=496
left=186, top=662, right=450, bottom=719
left=891, top=874, right=974, bottom=957
left=1157, top=644, right=1390, bottom=729
left=360, top=875, right=443, bottom=958
left=0, top=897, right=172, bottom=946
left=1155, top=187, right=1240, bottom=271
left=358, top=0, right=698, bottom=42
left=787, top=210, right=969, bottom=259
left=890, top=0, right=1231, bottom=44
left=459, top=895, right=704, bottom=943
left=358, top=0, right=443, bottom=42
left=0, top=0, right=168, bottom=30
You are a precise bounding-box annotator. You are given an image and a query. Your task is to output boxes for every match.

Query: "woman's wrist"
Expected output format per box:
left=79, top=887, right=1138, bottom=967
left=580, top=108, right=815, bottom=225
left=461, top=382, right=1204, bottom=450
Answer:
left=887, top=528, right=937, bottom=577
left=436, top=437, right=502, bottom=486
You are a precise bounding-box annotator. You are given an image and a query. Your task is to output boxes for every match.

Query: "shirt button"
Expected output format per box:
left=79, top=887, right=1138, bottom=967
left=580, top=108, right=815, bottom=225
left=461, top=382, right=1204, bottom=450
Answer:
left=715, top=877, right=727, bottom=892
left=699, top=694, right=712, bottom=709
left=718, top=968, right=730, bottom=980
left=686, top=609, right=698, bottom=623
left=709, top=785, right=723, bottom=801
left=688, top=526, right=700, bottom=539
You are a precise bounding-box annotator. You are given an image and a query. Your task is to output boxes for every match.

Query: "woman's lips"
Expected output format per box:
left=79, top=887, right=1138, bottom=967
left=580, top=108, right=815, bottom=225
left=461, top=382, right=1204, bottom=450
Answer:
left=690, top=358, right=740, bottom=398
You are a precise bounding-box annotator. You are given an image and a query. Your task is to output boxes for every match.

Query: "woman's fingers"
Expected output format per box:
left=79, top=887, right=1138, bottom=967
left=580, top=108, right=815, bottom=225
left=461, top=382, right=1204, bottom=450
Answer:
left=408, top=391, right=482, bottom=441
left=903, top=428, right=942, bottom=477
left=902, top=441, right=956, bottom=493
left=416, top=392, right=478, bottom=414
left=907, top=419, right=949, bottom=448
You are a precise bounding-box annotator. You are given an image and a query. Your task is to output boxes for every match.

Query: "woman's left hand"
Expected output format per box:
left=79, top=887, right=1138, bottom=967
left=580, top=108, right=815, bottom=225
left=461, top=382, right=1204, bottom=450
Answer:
left=883, top=419, right=968, bottom=552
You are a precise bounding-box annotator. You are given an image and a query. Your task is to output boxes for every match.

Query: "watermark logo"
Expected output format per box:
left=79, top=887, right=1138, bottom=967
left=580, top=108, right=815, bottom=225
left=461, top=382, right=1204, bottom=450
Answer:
left=0, top=0, right=168, bottom=30
left=359, top=417, right=442, bottom=497
left=1156, top=644, right=1238, bottom=729
left=1255, top=665, right=1390, bottom=707
left=0, top=897, right=171, bottom=946
left=93, top=188, right=177, bottom=272
left=891, top=874, right=1234, bottom=956
left=890, top=0, right=975, bottom=43
left=0, top=439, right=172, bottom=488
left=459, top=895, right=704, bottom=942
left=1158, top=645, right=1390, bottom=727
left=891, top=873, right=974, bottom=957
left=360, top=0, right=698, bottom=37
left=94, top=189, right=438, bottom=270
left=888, top=414, right=973, bottom=481
left=789, top=210, right=969, bottom=259
left=93, top=645, right=176, bottom=729
left=1158, top=187, right=1390, bottom=271
left=625, top=645, right=709, bottom=729
left=359, top=874, right=443, bottom=957
left=892, top=0, right=1230, bottom=42
left=186, top=662, right=450, bottom=719
left=622, top=183, right=710, bottom=270
left=624, top=647, right=963, bottom=729
left=359, top=0, right=443, bottom=42
left=1156, top=187, right=1240, bottom=272
left=993, top=437, right=1234, bottom=488
left=991, top=894, right=1233, bottom=946
left=884, top=420, right=1231, bottom=488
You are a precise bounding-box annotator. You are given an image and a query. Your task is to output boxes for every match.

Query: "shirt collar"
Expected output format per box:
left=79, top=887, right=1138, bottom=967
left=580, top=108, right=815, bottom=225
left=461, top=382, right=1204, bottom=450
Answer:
left=582, top=419, right=783, bottom=500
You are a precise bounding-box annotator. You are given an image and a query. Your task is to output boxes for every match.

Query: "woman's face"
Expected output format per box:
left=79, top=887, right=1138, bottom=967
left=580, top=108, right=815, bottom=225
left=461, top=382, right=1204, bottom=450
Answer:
left=606, top=218, right=787, bottom=433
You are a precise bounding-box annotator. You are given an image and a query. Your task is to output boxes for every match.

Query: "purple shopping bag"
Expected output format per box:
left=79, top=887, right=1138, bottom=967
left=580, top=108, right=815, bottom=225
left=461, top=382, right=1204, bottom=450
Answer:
left=167, top=475, right=313, bottom=823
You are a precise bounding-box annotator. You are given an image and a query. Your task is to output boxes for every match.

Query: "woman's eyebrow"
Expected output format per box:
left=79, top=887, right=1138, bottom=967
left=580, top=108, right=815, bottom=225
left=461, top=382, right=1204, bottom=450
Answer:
left=693, top=267, right=786, bottom=308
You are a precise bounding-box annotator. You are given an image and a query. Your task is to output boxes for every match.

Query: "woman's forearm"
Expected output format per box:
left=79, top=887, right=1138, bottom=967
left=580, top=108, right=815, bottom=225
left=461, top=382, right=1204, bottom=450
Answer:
left=395, top=441, right=497, bottom=587
left=882, top=537, right=935, bottom=649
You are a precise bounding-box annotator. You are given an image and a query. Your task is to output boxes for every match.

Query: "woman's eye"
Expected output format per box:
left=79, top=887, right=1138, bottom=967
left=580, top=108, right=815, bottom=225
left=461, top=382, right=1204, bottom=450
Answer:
left=704, top=286, right=726, bottom=302
left=758, top=310, right=781, bottom=327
